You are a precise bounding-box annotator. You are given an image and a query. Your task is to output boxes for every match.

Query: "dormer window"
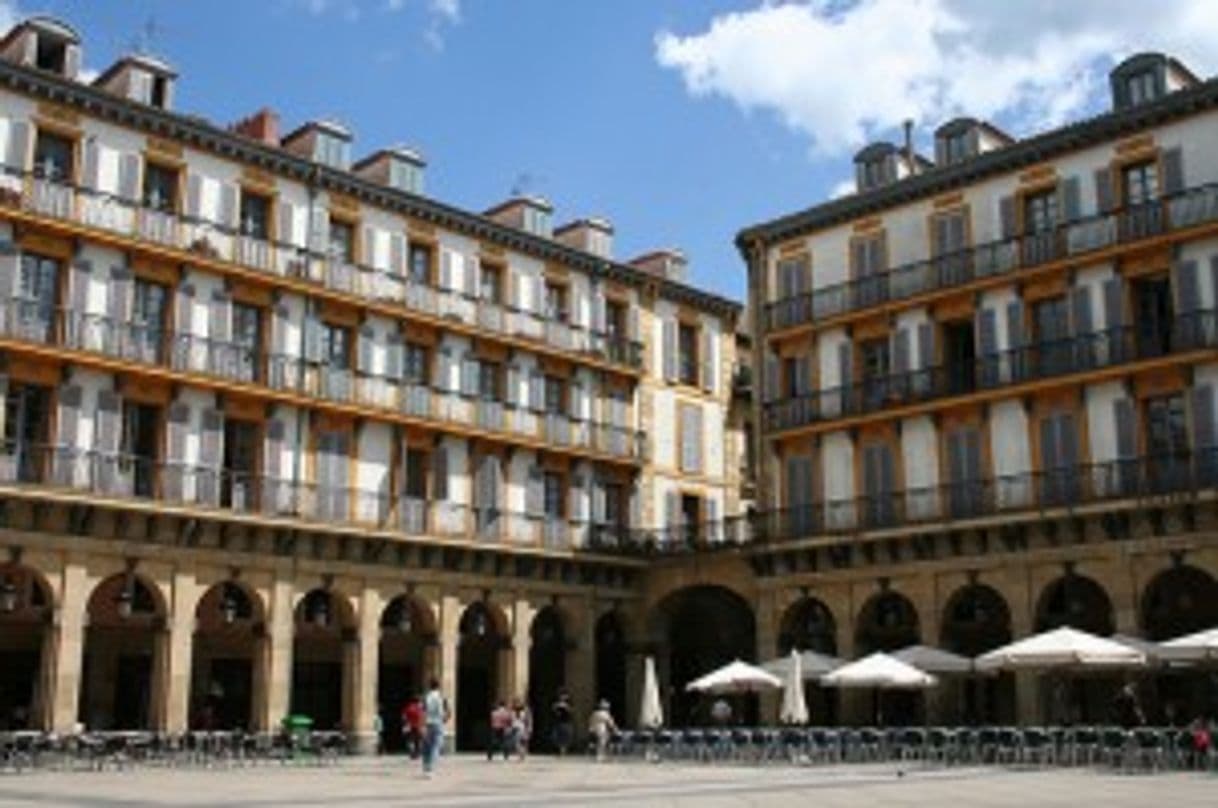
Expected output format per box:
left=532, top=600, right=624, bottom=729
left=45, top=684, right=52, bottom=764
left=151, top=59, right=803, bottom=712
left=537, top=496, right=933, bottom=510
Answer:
left=389, top=159, right=423, bottom=194
left=1126, top=71, right=1158, bottom=106
left=316, top=133, right=349, bottom=170
left=860, top=158, right=892, bottom=191
left=523, top=206, right=551, bottom=237
left=943, top=131, right=971, bottom=164
left=854, top=145, right=898, bottom=192
left=150, top=74, right=169, bottom=109
left=34, top=36, right=66, bottom=73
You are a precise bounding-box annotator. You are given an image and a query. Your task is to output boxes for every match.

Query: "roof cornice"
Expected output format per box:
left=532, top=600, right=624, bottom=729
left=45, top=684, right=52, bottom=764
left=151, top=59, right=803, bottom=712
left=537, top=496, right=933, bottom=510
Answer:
left=736, top=75, right=1218, bottom=257
left=0, top=59, right=740, bottom=317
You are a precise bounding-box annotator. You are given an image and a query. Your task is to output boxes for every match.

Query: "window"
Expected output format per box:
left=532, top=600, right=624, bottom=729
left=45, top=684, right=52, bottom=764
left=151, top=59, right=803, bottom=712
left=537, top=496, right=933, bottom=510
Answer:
left=777, top=256, right=809, bottom=299
left=1145, top=394, right=1187, bottom=458
left=315, top=133, right=350, bottom=170
left=680, top=494, right=702, bottom=527
left=403, top=448, right=427, bottom=498
left=131, top=278, right=168, bottom=359
left=408, top=243, right=432, bottom=284
left=479, top=264, right=501, bottom=303
left=544, top=282, right=567, bottom=322
left=150, top=75, right=168, bottom=109
left=232, top=302, right=261, bottom=381
left=403, top=343, right=429, bottom=384
left=943, top=131, right=972, bottom=164
left=543, top=471, right=564, bottom=518
left=120, top=402, right=161, bottom=497
left=783, top=357, right=800, bottom=398
left=221, top=419, right=259, bottom=509
left=328, top=219, right=354, bottom=262
left=3, top=382, right=51, bottom=482
left=543, top=376, right=565, bottom=414
left=477, top=360, right=500, bottom=401
left=860, top=338, right=890, bottom=406
left=1023, top=190, right=1058, bottom=234
left=678, top=323, right=699, bottom=386
left=321, top=323, right=351, bottom=370
left=389, top=159, right=423, bottom=195
left=604, top=300, right=626, bottom=339
left=34, top=37, right=67, bottom=73
left=240, top=191, right=271, bottom=239
left=523, top=206, right=551, bottom=237
left=1127, top=71, right=1158, bottom=105
left=603, top=482, right=625, bottom=527
left=16, top=253, right=59, bottom=338
left=32, top=131, right=73, bottom=180
left=1122, top=161, right=1159, bottom=206
left=1033, top=296, right=1070, bottom=374
left=142, top=163, right=178, bottom=212
left=859, top=157, right=892, bottom=190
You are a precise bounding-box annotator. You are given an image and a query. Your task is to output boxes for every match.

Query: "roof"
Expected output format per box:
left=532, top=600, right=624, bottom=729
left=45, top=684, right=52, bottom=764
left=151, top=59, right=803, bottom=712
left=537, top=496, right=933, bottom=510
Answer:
left=282, top=118, right=353, bottom=145
left=93, top=53, right=178, bottom=87
left=1, top=16, right=81, bottom=47
left=737, top=70, right=1218, bottom=256
left=0, top=53, right=740, bottom=317
left=484, top=195, right=553, bottom=216
left=554, top=216, right=614, bottom=235
left=351, top=145, right=426, bottom=172
left=934, top=116, right=1014, bottom=144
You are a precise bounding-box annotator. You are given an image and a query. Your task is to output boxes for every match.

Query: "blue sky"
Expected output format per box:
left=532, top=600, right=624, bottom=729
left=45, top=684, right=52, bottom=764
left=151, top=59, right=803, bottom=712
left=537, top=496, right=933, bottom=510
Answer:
left=17, top=1, right=1218, bottom=302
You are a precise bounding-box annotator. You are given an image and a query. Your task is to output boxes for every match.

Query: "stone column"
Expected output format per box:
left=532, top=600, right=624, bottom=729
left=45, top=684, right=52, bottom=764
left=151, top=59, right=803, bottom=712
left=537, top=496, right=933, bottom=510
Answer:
left=49, top=560, right=90, bottom=734
left=351, top=587, right=382, bottom=754
left=1004, top=565, right=1039, bottom=726
left=162, top=569, right=198, bottom=733
left=438, top=594, right=461, bottom=746
left=260, top=575, right=295, bottom=731
left=755, top=592, right=781, bottom=724
left=504, top=597, right=535, bottom=705
left=625, top=648, right=645, bottom=728
left=566, top=598, right=597, bottom=725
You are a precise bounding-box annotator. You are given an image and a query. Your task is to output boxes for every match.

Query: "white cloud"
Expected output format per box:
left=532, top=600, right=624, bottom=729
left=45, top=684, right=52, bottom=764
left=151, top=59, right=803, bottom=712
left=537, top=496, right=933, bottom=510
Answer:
left=429, top=0, right=460, bottom=23
left=655, top=0, right=1218, bottom=156
left=829, top=178, right=855, bottom=199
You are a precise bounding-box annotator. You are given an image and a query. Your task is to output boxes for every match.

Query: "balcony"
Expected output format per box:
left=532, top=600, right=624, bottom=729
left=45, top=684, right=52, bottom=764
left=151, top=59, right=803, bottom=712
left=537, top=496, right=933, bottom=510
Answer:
left=0, top=168, right=644, bottom=372
left=0, top=442, right=625, bottom=553
left=757, top=449, right=1218, bottom=546
left=0, top=303, right=649, bottom=465
left=765, top=310, right=1218, bottom=433
left=763, top=183, right=1218, bottom=333
left=586, top=515, right=755, bottom=557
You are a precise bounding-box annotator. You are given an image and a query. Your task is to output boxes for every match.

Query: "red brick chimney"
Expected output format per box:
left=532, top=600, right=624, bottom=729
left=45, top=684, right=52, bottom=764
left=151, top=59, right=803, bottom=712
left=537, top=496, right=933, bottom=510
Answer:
left=230, top=108, right=280, bottom=146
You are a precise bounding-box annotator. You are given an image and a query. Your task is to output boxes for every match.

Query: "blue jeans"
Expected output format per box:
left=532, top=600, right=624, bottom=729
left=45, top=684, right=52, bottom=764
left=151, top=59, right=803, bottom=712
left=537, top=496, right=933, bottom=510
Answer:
left=422, top=724, right=444, bottom=772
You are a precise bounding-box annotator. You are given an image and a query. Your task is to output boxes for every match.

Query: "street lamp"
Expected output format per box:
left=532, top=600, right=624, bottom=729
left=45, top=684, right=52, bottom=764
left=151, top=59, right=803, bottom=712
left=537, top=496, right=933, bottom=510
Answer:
left=220, top=582, right=240, bottom=625
left=0, top=576, right=17, bottom=614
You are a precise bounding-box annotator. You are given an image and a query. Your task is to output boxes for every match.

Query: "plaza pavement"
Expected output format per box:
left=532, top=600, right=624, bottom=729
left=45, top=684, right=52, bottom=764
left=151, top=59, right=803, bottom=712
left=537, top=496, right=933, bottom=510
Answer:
left=0, top=755, right=1216, bottom=807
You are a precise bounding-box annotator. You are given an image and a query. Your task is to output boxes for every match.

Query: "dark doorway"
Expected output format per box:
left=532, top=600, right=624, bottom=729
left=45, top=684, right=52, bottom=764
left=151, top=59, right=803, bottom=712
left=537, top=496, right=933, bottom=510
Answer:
left=114, top=654, right=153, bottom=730
left=0, top=563, right=51, bottom=730
left=1133, top=277, right=1173, bottom=357
left=855, top=591, right=921, bottom=726
left=528, top=606, right=567, bottom=753
left=777, top=597, right=838, bottom=725
left=206, top=658, right=253, bottom=730
left=291, top=589, right=353, bottom=732
left=456, top=601, right=502, bottom=752
left=1036, top=574, right=1116, bottom=724
left=942, top=321, right=976, bottom=395
left=595, top=612, right=628, bottom=725
left=940, top=584, right=1014, bottom=725
left=291, top=661, right=342, bottom=730
left=378, top=595, right=432, bottom=753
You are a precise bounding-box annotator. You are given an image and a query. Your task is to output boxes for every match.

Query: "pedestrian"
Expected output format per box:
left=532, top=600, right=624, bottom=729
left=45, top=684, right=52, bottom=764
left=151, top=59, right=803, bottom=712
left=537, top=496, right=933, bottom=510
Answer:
left=551, top=691, right=574, bottom=756
left=510, top=698, right=532, bottom=760
left=421, top=678, right=449, bottom=777
left=488, top=700, right=512, bottom=761
left=373, top=707, right=384, bottom=755
left=711, top=697, right=733, bottom=726
left=588, top=699, right=618, bottom=762
left=402, top=695, right=424, bottom=759
left=1190, top=717, right=1211, bottom=768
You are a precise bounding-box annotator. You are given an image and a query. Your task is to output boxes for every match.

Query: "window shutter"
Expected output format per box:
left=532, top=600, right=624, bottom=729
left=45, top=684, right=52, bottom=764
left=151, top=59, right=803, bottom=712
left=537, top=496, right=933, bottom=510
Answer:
left=1103, top=278, right=1125, bottom=330
left=1162, top=147, right=1185, bottom=195
left=1059, top=175, right=1081, bottom=222
left=892, top=327, right=910, bottom=375
left=838, top=341, right=852, bottom=388
left=998, top=195, right=1017, bottom=240
left=432, top=446, right=449, bottom=500
left=1176, top=259, right=1201, bottom=313
left=277, top=201, right=296, bottom=247
left=303, top=312, right=324, bottom=362
left=1006, top=301, right=1024, bottom=350
left=361, top=226, right=377, bottom=270
left=356, top=326, right=374, bottom=374
left=439, top=248, right=454, bottom=290
left=505, top=366, right=521, bottom=407
left=568, top=380, right=582, bottom=420
left=526, top=465, right=543, bottom=515
left=931, top=216, right=949, bottom=258
left=81, top=141, right=101, bottom=190
left=56, top=384, right=82, bottom=447
left=165, top=401, right=191, bottom=500
left=700, top=328, right=717, bottom=393
left=917, top=322, right=935, bottom=369
left=569, top=473, right=587, bottom=523
left=69, top=259, right=92, bottom=318
left=592, top=287, right=607, bottom=332
left=680, top=402, right=702, bottom=474
left=464, top=254, right=479, bottom=297
left=460, top=357, right=478, bottom=397
left=1070, top=285, right=1093, bottom=336
left=384, top=332, right=404, bottom=381
left=1094, top=168, right=1115, bottom=214
left=627, top=305, right=640, bottom=342
left=107, top=267, right=133, bottom=324
left=1113, top=398, right=1136, bottom=459
left=793, top=355, right=812, bottom=396
left=964, top=429, right=983, bottom=481
left=173, top=283, right=194, bottom=340
left=1192, top=385, right=1216, bottom=450
left=1039, top=416, right=1059, bottom=471
left=95, top=391, right=122, bottom=455
left=262, top=419, right=284, bottom=510
left=975, top=307, right=997, bottom=356
left=662, top=317, right=677, bottom=382
left=117, top=152, right=141, bottom=202
left=592, top=478, right=607, bottom=524
left=946, top=430, right=965, bottom=485
left=665, top=491, right=680, bottom=530
left=1059, top=413, right=1079, bottom=469
left=436, top=349, right=455, bottom=392
left=200, top=408, right=224, bottom=505
left=0, top=243, right=16, bottom=304
left=764, top=351, right=779, bottom=404
left=271, top=304, right=289, bottom=357
left=389, top=233, right=407, bottom=276
left=531, top=272, right=544, bottom=314
left=219, top=182, right=240, bottom=230
left=850, top=240, right=867, bottom=279
left=4, top=121, right=29, bottom=171
left=528, top=370, right=544, bottom=411
left=705, top=497, right=719, bottom=541
left=308, top=207, right=329, bottom=253
left=209, top=290, right=231, bottom=344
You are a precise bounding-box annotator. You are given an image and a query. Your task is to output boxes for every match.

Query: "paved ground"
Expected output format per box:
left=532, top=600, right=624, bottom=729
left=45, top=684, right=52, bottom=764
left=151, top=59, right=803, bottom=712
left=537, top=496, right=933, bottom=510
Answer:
left=1, top=755, right=1217, bottom=807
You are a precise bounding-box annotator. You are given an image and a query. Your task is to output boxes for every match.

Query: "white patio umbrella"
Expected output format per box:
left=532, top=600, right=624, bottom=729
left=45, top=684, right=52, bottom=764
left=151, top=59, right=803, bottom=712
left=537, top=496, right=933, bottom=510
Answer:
left=892, top=644, right=973, bottom=675
left=975, top=626, right=1147, bottom=672
left=639, top=656, right=664, bottom=729
left=1111, top=633, right=1171, bottom=665
left=685, top=659, right=782, bottom=694
left=820, top=652, right=938, bottom=689
left=1161, top=627, right=1218, bottom=662
left=762, top=649, right=843, bottom=679
left=779, top=649, right=809, bottom=724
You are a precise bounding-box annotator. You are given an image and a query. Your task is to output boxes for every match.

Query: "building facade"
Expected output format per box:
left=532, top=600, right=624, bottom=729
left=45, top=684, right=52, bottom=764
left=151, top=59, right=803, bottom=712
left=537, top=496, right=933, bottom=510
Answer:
left=735, top=51, right=1218, bottom=725
left=0, top=17, right=746, bottom=750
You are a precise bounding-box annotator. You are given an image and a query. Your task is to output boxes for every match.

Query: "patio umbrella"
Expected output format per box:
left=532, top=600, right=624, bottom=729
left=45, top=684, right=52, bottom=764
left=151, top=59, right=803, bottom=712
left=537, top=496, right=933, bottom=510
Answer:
left=1111, top=633, right=1171, bottom=665
left=639, top=656, right=664, bottom=729
left=975, top=626, right=1147, bottom=672
left=779, top=649, right=809, bottom=724
left=819, top=652, right=938, bottom=689
left=1161, top=627, right=1218, bottom=662
left=892, top=644, right=973, bottom=675
left=762, top=649, right=843, bottom=679
left=685, top=659, right=782, bottom=694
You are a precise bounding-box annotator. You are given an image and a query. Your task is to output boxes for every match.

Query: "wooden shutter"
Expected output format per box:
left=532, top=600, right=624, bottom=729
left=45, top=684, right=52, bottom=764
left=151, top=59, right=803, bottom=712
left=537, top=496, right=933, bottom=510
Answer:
left=4, top=121, right=29, bottom=170
left=95, top=390, right=122, bottom=455
left=977, top=308, right=997, bottom=355
left=1113, top=398, right=1136, bottom=459
left=389, top=233, right=407, bottom=276
left=1059, top=176, right=1081, bottom=222
left=460, top=357, right=479, bottom=397
left=277, top=201, right=296, bottom=246
left=219, top=182, right=240, bottom=230
left=357, top=325, right=374, bottom=374
left=838, top=341, right=852, bottom=387
left=185, top=172, right=202, bottom=219
left=165, top=401, right=191, bottom=500
left=700, top=328, right=716, bottom=393
left=526, top=465, right=543, bottom=515
left=1094, top=168, right=1116, bottom=214
left=681, top=402, right=702, bottom=474
left=1006, top=301, right=1024, bottom=349
left=1192, top=385, right=1216, bottom=451
left=662, top=318, right=677, bottom=382
left=117, top=152, right=141, bottom=202
left=665, top=491, right=680, bottom=529
left=81, top=141, right=101, bottom=190
left=1162, top=147, right=1185, bottom=195
left=303, top=312, right=324, bottom=362
left=1039, top=416, right=1059, bottom=472
left=528, top=370, right=544, bottom=411
left=68, top=259, right=92, bottom=322
left=174, top=282, right=194, bottom=335
left=385, top=332, right=404, bottom=382
left=1176, top=260, right=1201, bottom=313
left=439, top=248, right=454, bottom=290
left=892, top=327, right=910, bottom=376
left=1070, top=286, right=1093, bottom=336
left=1103, top=278, right=1125, bottom=330
left=199, top=408, right=224, bottom=504
left=361, top=226, right=378, bottom=270
left=1058, top=413, right=1079, bottom=470
left=432, top=446, right=449, bottom=500
left=107, top=267, right=133, bottom=324
left=998, top=195, right=1017, bottom=240
left=464, top=254, right=479, bottom=297
left=917, top=322, right=935, bottom=369
left=209, top=290, right=231, bottom=344
left=931, top=216, right=949, bottom=258
left=308, top=207, right=329, bottom=253
left=505, top=365, right=520, bottom=407
left=56, top=384, right=82, bottom=447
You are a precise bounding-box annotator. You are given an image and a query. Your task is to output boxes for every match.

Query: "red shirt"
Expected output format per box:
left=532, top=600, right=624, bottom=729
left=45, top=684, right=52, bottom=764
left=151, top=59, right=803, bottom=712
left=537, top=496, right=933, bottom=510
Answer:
left=403, top=701, right=424, bottom=730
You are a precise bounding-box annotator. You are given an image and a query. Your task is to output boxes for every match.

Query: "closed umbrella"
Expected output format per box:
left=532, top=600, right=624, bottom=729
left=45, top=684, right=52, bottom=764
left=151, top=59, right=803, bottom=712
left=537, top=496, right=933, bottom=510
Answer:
left=685, top=659, right=783, bottom=694
left=639, top=656, right=664, bottom=729
left=779, top=649, right=809, bottom=724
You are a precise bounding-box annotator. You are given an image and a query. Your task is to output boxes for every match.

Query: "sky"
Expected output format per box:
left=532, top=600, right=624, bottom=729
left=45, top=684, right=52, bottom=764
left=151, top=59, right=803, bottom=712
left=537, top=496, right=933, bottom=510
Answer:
left=10, top=0, right=1218, bottom=302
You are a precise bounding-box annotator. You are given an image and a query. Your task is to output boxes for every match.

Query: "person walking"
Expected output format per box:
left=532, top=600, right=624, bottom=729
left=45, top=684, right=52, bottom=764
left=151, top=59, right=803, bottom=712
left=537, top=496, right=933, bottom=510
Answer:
left=488, top=701, right=512, bottom=761
left=510, top=698, right=532, bottom=761
left=421, top=678, right=448, bottom=777
left=551, top=691, right=574, bottom=756
left=402, top=695, right=424, bottom=759
left=588, top=699, right=618, bottom=762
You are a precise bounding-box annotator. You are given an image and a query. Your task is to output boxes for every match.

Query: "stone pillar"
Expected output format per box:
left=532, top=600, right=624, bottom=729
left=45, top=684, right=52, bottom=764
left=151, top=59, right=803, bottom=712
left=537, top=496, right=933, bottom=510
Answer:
left=625, top=649, right=644, bottom=728
left=566, top=598, right=597, bottom=725
left=162, top=569, right=198, bottom=733
left=755, top=592, right=781, bottom=724
left=438, top=594, right=461, bottom=745
left=49, top=560, right=90, bottom=734
left=1004, top=566, right=1039, bottom=726
left=505, top=597, right=535, bottom=704
left=351, top=587, right=382, bottom=754
left=260, top=575, right=295, bottom=731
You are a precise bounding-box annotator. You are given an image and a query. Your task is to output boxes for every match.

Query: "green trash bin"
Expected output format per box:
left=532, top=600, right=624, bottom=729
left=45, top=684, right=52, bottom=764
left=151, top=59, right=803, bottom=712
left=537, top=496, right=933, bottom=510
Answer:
left=282, top=715, right=314, bottom=761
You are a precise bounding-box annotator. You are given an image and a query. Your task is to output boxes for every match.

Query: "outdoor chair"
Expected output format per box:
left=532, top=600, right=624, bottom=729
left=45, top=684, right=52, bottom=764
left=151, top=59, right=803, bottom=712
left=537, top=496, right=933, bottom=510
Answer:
left=780, top=728, right=806, bottom=763
left=1020, top=728, right=1054, bottom=766
left=729, top=728, right=752, bottom=761
left=1099, top=727, right=1132, bottom=771
left=1130, top=727, right=1165, bottom=772
left=678, top=729, right=705, bottom=761
left=754, top=728, right=782, bottom=762
left=857, top=728, right=884, bottom=762
left=704, top=728, right=731, bottom=760
left=896, top=728, right=926, bottom=761
left=926, top=727, right=953, bottom=765
left=994, top=727, right=1021, bottom=765
left=976, top=727, right=1000, bottom=763
left=653, top=729, right=676, bottom=761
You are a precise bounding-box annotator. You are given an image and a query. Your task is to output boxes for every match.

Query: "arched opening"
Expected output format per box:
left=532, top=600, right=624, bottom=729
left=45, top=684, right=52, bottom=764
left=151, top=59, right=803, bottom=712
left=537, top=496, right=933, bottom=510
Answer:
left=855, top=590, right=921, bottom=725
left=1035, top=573, right=1116, bottom=724
left=191, top=580, right=265, bottom=731
left=81, top=570, right=165, bottom=730
left=527, top=605, right=567, bottom=753
left=0, top=562, right=52, bottom=730
left=650, top=585, right=756, bottom=727
left=940, top=584, right=1014, bottom=725
left=777, top=596, right=838, bottom=725
left=291, top=588, right=355, bottom=731
left=1141, top=565, right=1218, bottom=723
left=378, top=594, right=435, bottom=753
left=595, top=610, right=627, bottom=725
left=456, top=600, right=507, bottom=752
